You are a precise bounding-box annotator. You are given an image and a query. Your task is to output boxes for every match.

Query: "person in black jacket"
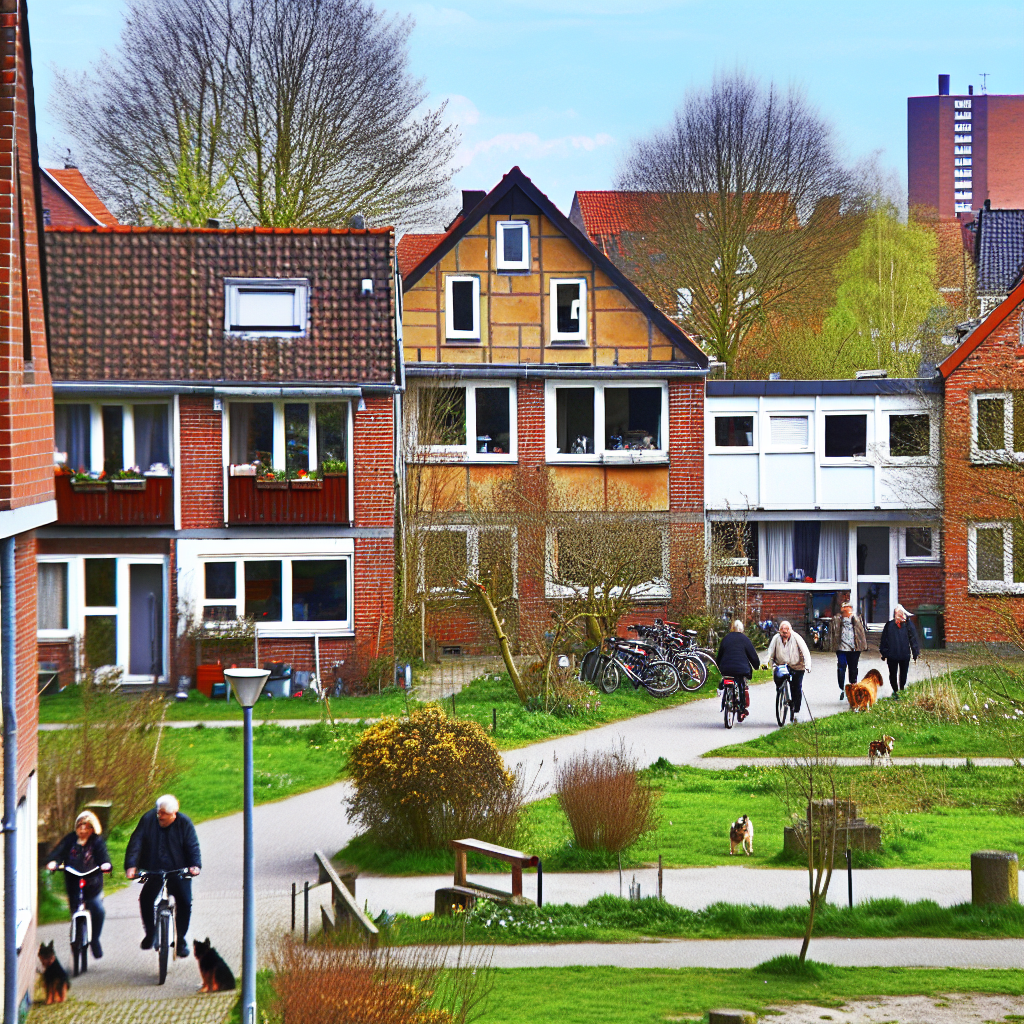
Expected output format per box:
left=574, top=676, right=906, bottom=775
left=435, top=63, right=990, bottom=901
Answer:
left=46, top=810, right=111, bottom=959
left=125, top=794, right=201, bottom=957
left=878, top=605, right=920, bottom=698
left=715, top=620, right=760, bottom=722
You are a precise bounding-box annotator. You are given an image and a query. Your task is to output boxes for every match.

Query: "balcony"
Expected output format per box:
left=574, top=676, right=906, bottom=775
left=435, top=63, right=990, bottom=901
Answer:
left=228, top=475, right=350, bottom=525
left=55, top=474, right=174, bottom=526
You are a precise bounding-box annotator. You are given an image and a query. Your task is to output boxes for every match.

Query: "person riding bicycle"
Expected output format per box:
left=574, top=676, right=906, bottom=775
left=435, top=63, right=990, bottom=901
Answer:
left=765, top=620, right=812, bottom=722
left=125, top=795, right=201, bottom=958
left=715, top=620, right=759, bottom=722
left=46, top=810, right=111, bottom=960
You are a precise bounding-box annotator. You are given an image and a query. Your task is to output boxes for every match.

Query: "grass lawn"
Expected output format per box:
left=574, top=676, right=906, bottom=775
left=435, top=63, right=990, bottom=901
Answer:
left=708, top=665, right=1024, bottom=759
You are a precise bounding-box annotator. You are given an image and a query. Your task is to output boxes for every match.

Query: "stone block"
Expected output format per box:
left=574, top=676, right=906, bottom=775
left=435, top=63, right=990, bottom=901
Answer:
left=708, top=1010, right=756, bottom=1024
left=971, top=850, right=1019, bottom=905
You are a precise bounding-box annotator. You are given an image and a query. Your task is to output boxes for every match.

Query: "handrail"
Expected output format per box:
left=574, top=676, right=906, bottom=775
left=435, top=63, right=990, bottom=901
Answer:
left=313, top=850, right=378, bottom=945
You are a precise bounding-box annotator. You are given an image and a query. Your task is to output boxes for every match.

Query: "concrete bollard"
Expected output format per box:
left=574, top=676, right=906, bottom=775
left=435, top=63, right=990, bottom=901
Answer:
left=709, top=1011, right=756, bottom=1024
left=971, top=850, right=1019, bottom=905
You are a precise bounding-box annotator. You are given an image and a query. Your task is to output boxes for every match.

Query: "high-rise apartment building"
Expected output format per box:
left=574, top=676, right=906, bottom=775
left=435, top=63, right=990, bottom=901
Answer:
left=908, top=74, right=1024, bottom=218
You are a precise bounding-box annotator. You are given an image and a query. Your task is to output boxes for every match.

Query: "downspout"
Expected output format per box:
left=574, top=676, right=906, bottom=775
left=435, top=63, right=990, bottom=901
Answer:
left=2, top=536, right=18, bottom=1024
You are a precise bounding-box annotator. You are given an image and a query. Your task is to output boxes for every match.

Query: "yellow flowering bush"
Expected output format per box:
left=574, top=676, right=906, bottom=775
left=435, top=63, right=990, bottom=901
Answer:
left=347, top=706, right=524, bottom=850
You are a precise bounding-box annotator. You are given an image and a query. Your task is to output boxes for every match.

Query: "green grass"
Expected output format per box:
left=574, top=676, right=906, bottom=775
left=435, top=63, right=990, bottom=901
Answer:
left=707, top=665, right=1024, bottom=759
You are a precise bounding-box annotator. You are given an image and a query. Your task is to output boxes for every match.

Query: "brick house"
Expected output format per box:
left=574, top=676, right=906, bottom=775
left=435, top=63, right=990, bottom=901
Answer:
left=398, top=167, right=709, bottom=654
left=41, top=225, right=399, bottom=691
left=938, top=275, right=1024, bottom=650
left=40, top=164, right=118, bottom=229
left=0, top=0, right=57, bottom=1008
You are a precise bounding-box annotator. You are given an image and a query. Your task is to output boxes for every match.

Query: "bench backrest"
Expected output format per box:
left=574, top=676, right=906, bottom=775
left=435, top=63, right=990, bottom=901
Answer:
left=450, top=838, right=539, bottom=868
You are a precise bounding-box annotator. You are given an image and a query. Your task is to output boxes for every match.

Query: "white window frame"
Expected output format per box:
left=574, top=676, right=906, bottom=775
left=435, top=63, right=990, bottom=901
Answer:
left=417, top=525, right=518, bottom=596
left=413, top=381, right=517, bottom=462
left=970, top=391, right=1023, bottom=463
left=766, top=413, right=813, bottom=453
left=545, top=523, right=670, bottom=600
left=709, top=520, right=760, bottom=580
left=224, top=278, right=309, bottom=338
left=549, top=278, right=587, bottom=343
left=495, top=220, right=531, bottom=271
left=884, top=410, right=935, bottom=464
left=226, top=400, right=352, bottom=474
left=445, top=275, right=481, bottom=341
left=544, top=379, right=669, bottom=464
left=709, top=411, right=758, bottom=452
left=968, top=521, right=1023, bottom=594
left=898, top=524, right=940, bottom=563
left=821, top=411, right=871, bottom=464
left=15, top=774, right=36, bottom=950
left=54, top=400, right=173, bottom=475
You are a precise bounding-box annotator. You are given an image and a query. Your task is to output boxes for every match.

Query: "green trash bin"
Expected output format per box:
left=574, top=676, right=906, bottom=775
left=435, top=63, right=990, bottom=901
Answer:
left=913, top=604, right=944, bottom=649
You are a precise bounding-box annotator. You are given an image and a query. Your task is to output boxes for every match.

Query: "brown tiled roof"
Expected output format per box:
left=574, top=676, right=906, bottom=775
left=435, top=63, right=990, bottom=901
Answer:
left=397, top=232, right=447, bottom=279
left=44, top=168, right=119, bottom=225
left=45, top=226, right=396, bottom=384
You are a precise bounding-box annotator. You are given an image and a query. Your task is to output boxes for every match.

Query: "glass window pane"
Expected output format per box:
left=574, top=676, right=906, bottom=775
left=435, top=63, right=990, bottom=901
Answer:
left=478, top=530, right=513, bottom=591
left=84, top=615, right=117, bottom=668
left=450, top=280, right=476, bottom=333
left=85, top=558, right=116, bottom=607
left=905, top=528, right=933, bottom=559
left=285, top=403, right=310, bottom=476
left=37, top=563, right=68, bottom=630
left=715, top=416, right=754, bottom=447
left=825, top=414, right=867, bottom=458
left=502, top=224, right=524, bottom=264
left=423, top=531, right=468, bottom=590
left=205, top=562, right=236, bottom=600
left=555, top=388, right=594, bottom=454
left=316, top=404, right=347, bottom=467
left=54, top=405, right=91, bottom=473
left=102, top=406, right=123, bottom=476
left=234, top=289, right=297, bottom=330
left=976, top=398, right=1005, bottom=451
left=770, top=416, right=808, bottom=446
left=475, top=388, right=511, bottom=454
left=857, top=582, right=890, bottom=625
left=244, top=561, right=282, bottom=621
left=203, top=605, right=237, bottom=622
left=419, top=387, right=466, bottom=447
left=976, top=527, right=1005, bottom=581
left=229, top=403, right=274, bottom=466
left=291, top=561, right=348, bottom=622
left=889, top=414, right=929, bottom=457
left=555, top=282, right=581, bottom=335
left=604, top=387, right=661, bottom=450
left=133, top=405, right=170, bottom=471
left=856, top=527, right=890, bottom=576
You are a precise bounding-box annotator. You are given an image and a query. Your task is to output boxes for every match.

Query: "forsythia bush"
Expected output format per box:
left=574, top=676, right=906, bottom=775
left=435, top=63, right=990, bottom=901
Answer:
left=347, top=707, right=523, bottom=850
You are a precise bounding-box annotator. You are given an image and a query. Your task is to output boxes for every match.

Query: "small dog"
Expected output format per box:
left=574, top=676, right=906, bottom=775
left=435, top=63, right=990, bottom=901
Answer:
left=729, top=814, right=754, bottom=856
left=38, top=941, right=69, bottom=1004
left=845, top=668, right=884, bottom=711
left=194, top=937, right=236, bottom=993
left=868, top=734, right=895, bottom=765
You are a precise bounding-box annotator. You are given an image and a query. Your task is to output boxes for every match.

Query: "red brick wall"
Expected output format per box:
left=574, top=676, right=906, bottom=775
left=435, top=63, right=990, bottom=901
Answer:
left=178, top=397, right=224, bottom=528
left=745, top=588, right=809, bottom=630
left=898, top=564, right=944, bottom=610
left=40, top=174, right=96, bottom=229
left=352, top=395, right=394, bottom=528
left=986, top=96, right=1024, bottom=210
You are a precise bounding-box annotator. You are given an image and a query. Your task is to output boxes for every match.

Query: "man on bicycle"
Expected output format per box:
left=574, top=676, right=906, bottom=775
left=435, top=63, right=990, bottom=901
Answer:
left=715, top=620, right=759, bottom=721
left=765, top=620, right=812, bottom=721
left=125, top=795, right=201, bottom=958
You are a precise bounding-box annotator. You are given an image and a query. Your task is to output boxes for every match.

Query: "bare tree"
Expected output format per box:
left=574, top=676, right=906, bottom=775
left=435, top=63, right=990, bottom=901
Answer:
left=52, top=0, right=458, bottom=229
left=616, top=72, right=863, bottom=372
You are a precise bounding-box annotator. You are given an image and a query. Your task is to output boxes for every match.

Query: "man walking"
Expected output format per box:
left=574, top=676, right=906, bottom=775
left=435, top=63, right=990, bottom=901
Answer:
left=765, top=620, right=812, bottom=720
left=879, top=604, right=920, bottom=698
left=829, top=600, right=867, bottom=702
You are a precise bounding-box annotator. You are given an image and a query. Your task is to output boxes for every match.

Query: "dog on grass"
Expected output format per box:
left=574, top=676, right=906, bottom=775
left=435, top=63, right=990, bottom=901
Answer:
left=845, top=668, right=884, bottom=711
left=194, top=937, right=236, bottom=993
left=868, top=734, right=895, bottom=765
left=38, top=941, right=69, bottom=1004
left=729, top=814, right=754, bottom=856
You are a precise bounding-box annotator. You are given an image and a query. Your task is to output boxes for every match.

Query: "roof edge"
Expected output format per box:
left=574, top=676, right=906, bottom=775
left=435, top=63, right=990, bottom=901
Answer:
left=45, top=225, right=394, bottom=236
left=939, top=274, right=1024, bottom=378
left=41, top=167, right=104, bottom=227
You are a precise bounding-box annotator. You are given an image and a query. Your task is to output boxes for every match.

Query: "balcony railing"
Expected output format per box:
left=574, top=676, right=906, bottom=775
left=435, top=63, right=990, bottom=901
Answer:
left=55, top=475, right=174, bottom=526
left=228, top=475, right=350, bottom=524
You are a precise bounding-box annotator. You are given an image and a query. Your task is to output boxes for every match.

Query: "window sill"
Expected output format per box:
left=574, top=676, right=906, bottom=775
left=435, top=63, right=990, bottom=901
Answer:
left=411, top=455, right=518, bottom=465
left=821, top=457, right=872, bottom=465
left=225, top=330, right=305, bottom=341
left=897, top=557, right=941, bottom=566
left=709, top=447, right=757, bottom=454
left=760, top=581, right=851, bottom=589
left=255, top=625, right=355, bottom=637
left=546, top=453, right=669, bottom=465
left=495, top=269, right=533, bottom=276
left=547, top=340, right=588, bottom=347
left=445, top=339, right=482, bottom=346
left=967, top=584, right=1024, bottom=596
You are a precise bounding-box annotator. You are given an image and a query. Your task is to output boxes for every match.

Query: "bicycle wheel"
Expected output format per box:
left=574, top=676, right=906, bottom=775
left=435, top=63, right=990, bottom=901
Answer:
left=643, top=659, right=680, bottom=697
left=723, top=692, right=736, bottom=729
left=775, top=683, right=790, bottom=727
left=598, top=657, right=621, bottom=694
left=675, top=655, right=706, bottom=692
left=157, top=912, right=170, bottom=985
left=71, top=917, right=87, bottom=977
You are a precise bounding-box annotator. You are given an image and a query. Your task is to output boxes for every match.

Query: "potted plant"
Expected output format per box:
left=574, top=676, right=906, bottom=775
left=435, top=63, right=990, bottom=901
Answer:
left=70, top=470, right=108, bottom=493
left=290, top=469, right=322, bottom=490
left=255, top=469, right=288, bottom=490
left=321, top=459, right=347, bottom=477
left=110, top=466, right=147, bottom=491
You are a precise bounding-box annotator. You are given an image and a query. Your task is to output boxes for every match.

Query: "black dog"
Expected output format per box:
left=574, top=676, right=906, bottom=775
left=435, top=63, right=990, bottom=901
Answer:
left=194, top=937, right=236, bottom=992
left=38, top=941, right=69, bottom=1004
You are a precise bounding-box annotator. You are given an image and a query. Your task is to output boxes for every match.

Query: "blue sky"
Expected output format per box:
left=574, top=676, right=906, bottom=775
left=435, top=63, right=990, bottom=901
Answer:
left=30, top=0, right=1024, bottom=224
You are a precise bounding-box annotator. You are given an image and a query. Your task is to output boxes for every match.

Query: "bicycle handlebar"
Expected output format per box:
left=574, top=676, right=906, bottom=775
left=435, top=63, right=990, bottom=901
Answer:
left=135, top=868, right=192, bottom=881
left=58, top=864, right=108, bottom=876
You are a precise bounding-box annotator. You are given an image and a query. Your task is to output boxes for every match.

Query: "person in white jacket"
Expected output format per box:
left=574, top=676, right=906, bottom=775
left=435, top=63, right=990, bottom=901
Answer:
left=765, top=621, right=812, bottom=721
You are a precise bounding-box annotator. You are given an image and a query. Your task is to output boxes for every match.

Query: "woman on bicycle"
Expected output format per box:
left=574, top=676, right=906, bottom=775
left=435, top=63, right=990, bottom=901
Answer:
left=765, top=620, right=812, bottom=721
left=715, top=620, right=759, bottom=721
left=46, top=811, right=111, bottom=959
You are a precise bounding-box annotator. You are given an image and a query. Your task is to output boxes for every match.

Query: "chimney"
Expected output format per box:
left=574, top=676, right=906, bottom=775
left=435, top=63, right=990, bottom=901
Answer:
left=938, top=74, right=950, bottom=96
left=461, top=190, right=486, bottom=217
left=968, top=85, right=974, bottom=95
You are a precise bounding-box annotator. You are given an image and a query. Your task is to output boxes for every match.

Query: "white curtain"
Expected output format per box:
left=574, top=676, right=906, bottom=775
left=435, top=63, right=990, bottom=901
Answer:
left=764, top=522, right=794, bottom=582
left=38, top=563, right=68, bottom=630
left=817, top=522, right=849, bottom=583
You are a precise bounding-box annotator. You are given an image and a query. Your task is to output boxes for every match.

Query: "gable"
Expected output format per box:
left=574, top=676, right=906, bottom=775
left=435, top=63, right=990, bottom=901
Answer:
left=940, top=275, right=1024, bottom=378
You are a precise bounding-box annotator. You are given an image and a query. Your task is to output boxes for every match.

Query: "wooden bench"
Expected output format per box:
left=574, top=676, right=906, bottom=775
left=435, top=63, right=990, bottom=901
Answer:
left=435, top=838, right=541, bottom=917
left=313, top=850, right=379, bottom=945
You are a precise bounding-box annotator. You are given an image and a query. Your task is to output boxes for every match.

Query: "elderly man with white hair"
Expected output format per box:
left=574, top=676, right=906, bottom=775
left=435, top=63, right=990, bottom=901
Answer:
left=765, top=620, right=813, bottom=721
left=879, top=604, right=920, bottom=699
left=125, top=794, right=202, bottom=957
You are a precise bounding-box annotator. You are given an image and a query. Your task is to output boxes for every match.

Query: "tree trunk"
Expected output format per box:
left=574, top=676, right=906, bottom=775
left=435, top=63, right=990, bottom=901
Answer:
left=469, top=582, right=525, bottom=699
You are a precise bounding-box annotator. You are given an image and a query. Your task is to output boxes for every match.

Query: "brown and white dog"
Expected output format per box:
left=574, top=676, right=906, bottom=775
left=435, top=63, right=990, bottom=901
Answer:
left=729, top=814, right=754, bottom=856
left=868, top=734, right=895, bottom=765
left=845, top=668, right=884, bottom=711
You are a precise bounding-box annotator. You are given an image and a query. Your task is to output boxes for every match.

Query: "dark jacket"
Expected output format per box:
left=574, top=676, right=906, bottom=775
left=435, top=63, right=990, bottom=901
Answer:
left=50, top=832, right=111, bottom=900
left=879, top=618, right=920, bottom=662
left=715, top=631, right=760, bottom=680
left=828, top=613, right=868, bottom=652
left=125, top=809, right=202, bottom=873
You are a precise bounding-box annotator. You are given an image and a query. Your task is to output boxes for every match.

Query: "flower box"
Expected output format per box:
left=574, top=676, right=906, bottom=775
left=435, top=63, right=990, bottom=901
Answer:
left=70, top=480, right=108, bottom=493
left=230, top=464, right=258, bottom=477
left=255, top=479, right=289, bottom=490
left=111, top=478, right=147, bottom=491
left=322, top=471, right=347, bottom=478
left=289, top=478, right=323, bottom=490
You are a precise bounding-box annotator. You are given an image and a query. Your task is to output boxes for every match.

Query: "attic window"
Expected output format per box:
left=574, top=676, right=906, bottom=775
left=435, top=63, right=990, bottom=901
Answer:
left=496, top=221, right=530, bottom=271
left=445, top=276, right=480, bottom=341
left=550, top=279, right=587, bottom=342
left=225, top=278, right=309, bottom=337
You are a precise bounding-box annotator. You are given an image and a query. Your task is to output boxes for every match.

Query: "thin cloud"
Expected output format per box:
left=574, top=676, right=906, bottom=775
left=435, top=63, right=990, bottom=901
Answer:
left=457, top=131, right=614, bottom=167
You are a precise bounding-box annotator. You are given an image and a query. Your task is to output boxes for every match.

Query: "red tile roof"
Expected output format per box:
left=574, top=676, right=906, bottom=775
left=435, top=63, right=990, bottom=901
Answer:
left=572, top=191, right=661, bottom=239
left=939, top=274, right=1024, bottom=378
left=397, top=232, right=447, bottom=279
left=44, top=168, right=118, bottom=226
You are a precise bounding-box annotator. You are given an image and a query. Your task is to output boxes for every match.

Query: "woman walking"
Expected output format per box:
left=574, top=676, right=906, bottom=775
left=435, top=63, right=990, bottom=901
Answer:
left=47, top=811, right=111, bottom=959
left=879, top=604, right=920, bottom=698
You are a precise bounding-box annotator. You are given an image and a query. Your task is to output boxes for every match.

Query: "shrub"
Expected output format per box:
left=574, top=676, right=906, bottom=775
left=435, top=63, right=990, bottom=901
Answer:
left=347, top=707, right=524, bottom=850
left=555, top=741, right=660, bottom=853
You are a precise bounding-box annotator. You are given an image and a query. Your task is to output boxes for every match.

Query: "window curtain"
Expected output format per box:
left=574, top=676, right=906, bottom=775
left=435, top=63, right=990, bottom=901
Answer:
left=133, top=405, right=169, bottom=471
left=793, top=522, right=820, bottom=581
left=54, top=404, right=91, bottom=473
left=229, top=404, right=251, bottom=465
left=38, top=563, right=68, bottom=630
left=764, top=522, right=794, bottom=582
left=817, top=522, right=849, bottom=583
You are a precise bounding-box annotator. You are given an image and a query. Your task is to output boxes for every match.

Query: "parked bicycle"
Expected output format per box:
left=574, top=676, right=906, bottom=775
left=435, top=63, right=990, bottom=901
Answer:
left=62, top=864, right=106, bottom=977
left=580, top=637, right=681, bottom=697
left=628, top=620, right=713, bottom=691
left=137, top=869, right=191, bottom=985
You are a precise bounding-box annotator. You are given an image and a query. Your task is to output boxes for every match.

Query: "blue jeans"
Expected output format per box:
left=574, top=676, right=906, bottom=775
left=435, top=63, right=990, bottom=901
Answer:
left=65, top=887, right=104, bottom=942
left=836, top=651, right=860, bottom=690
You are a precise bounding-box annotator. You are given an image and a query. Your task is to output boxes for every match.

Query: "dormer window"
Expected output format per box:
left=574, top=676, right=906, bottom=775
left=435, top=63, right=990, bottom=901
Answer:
left=496, top=221, right=530, bottom=270
left=445, top=276, right=480, bottom=341
left=225, top=278, right=309, bottom=337
left=550, top=279, right=586, bottom=342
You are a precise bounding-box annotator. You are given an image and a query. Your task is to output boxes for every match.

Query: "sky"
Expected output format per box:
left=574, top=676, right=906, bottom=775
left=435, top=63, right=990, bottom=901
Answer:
left=30, top=0, right=1024, bottom=225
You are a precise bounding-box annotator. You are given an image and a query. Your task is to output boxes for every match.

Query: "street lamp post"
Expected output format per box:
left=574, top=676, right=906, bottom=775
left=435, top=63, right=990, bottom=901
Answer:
left=224, top=668, right=270, bottom=1024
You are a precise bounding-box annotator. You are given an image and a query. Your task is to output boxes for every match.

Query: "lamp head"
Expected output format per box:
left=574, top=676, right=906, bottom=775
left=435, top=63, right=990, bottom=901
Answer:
left=224, top=667, right=270, bottom=708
